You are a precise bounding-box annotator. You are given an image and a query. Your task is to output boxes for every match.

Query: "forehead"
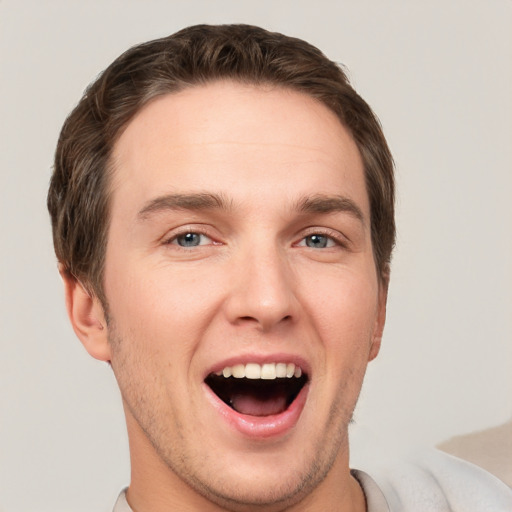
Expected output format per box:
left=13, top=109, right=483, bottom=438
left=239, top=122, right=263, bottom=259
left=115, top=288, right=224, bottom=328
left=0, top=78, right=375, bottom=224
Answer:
left=110, top=81, right=367, bottom=216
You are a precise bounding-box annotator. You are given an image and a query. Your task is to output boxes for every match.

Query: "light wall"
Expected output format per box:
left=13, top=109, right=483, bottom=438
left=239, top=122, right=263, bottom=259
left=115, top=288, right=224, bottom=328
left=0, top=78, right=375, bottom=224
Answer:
left=0, top=1, right=510, bottom=511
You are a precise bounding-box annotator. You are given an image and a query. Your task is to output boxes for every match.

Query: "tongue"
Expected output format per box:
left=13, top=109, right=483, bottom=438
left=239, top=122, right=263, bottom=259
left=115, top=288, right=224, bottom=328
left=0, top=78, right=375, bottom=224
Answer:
left=231, top=392, right=288, bottom=416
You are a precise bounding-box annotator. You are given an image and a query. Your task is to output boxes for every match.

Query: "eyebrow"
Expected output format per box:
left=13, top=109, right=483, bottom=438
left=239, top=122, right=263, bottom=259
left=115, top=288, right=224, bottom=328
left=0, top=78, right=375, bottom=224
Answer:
left=137, top=192, right=365, bottom=224
left=137, top=192, right=231, bottom=220
left=295, top=194, right=365, bottom=223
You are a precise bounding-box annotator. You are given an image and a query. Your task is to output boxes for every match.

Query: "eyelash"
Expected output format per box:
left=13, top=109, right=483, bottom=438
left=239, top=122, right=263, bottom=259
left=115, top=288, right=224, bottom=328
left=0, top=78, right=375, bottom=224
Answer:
left=296, top=229, right=348, bottom=249
left=161, top=227, right=348, bottom=251
left=162, top=227, right=216, bottom=249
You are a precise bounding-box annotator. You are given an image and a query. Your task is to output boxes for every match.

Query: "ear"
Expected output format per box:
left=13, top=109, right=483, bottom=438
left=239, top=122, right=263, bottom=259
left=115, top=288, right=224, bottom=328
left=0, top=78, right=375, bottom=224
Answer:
left=59, top=265, right=112, bottom=362
left=368, top=273, right=389, bottom=362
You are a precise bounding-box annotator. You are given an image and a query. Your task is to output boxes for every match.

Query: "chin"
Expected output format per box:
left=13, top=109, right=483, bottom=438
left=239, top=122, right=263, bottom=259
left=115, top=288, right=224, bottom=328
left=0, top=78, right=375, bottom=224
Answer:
left=159, top=427, right=345, bottom=512
left=188, top=469, right=316, bottom=511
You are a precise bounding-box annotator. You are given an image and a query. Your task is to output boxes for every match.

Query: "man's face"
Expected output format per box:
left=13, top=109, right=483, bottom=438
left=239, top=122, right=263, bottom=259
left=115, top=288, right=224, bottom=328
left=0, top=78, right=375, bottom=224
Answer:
left=103, top=81, right=386, bottom=508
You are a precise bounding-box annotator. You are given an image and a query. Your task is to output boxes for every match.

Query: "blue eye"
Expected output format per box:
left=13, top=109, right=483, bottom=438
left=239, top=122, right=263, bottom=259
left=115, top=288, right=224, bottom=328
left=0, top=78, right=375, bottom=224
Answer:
left=302, top=234, right=335, bottom=249
left=174, top=232, right=207, bottom=247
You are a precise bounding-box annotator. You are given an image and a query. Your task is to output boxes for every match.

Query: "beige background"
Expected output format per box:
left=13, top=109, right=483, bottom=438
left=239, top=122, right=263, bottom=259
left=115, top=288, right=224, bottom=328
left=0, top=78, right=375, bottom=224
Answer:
left=0, top=1, right=511, bottom=510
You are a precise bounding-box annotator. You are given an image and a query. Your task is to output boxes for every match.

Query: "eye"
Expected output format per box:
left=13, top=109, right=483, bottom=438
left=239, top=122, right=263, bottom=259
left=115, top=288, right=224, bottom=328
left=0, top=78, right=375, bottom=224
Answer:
left=299, top=234, right=337, bottom=249
left=170, top=232, right=212, bottom=247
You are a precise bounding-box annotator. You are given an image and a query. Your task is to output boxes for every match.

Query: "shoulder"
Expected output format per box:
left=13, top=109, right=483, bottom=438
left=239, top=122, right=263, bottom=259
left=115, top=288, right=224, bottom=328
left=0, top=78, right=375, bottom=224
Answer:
left=355, top=449, right=512, bottom=512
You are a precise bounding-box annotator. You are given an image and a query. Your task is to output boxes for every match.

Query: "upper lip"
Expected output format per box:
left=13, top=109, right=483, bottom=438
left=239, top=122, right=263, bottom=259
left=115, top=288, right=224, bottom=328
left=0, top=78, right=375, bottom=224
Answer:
left=204, top=353, right=311, bottom=380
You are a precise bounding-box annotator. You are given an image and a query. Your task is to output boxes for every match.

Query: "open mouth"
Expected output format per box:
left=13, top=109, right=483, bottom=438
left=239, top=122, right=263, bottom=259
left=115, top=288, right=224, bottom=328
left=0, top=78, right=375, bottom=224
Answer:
left=205, top=362, right=308, bottom=417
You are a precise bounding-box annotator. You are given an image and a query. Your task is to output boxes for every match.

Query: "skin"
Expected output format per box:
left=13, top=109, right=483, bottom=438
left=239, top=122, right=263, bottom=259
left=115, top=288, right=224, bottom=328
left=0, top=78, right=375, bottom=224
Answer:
left=63, top=81, right=387, bottom=512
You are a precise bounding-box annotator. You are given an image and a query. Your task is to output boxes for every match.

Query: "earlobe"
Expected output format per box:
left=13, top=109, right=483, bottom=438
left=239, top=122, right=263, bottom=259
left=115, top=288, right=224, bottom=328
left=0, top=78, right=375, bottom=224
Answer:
left=59, top=265, right=111, bottom=362
left=368, top=333, right=382, bottom=362
left=368, top=275, right=389, bottom=362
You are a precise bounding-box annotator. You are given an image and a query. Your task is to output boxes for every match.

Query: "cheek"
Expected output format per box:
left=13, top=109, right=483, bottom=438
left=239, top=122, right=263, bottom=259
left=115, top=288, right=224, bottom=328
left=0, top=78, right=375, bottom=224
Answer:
left=309, top=273, right=378, bottom=336
left=301, top=269, right=379, bottom=352
left=104, top=260, right=225, bottom=352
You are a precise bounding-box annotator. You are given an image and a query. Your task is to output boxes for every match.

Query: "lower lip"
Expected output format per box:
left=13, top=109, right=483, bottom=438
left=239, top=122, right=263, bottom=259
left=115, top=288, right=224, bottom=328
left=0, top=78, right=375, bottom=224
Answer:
left=204, top=382, right=309, bottom=439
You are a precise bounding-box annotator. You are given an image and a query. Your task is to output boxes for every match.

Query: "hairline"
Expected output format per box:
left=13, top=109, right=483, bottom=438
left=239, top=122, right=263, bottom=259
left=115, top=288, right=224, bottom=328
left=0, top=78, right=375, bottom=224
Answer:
left=50, top=24, right=394, bottom=304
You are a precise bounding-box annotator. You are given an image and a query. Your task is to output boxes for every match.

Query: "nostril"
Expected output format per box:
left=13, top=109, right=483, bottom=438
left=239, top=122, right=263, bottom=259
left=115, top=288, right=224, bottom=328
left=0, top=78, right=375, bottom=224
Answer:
left=237, top=314, right=292, bottom=325
left=239, top=316, right=256, bottom=322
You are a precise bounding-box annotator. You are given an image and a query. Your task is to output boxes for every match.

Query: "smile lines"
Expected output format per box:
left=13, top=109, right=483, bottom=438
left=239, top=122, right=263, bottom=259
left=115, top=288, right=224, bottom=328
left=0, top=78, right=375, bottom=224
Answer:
left=215, top=362, right=302, bottom=380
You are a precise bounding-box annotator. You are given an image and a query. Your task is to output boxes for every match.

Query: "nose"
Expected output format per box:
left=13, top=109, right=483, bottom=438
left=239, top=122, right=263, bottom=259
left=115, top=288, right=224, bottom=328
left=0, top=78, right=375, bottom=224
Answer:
left=224, top=243, right=298, bottom=332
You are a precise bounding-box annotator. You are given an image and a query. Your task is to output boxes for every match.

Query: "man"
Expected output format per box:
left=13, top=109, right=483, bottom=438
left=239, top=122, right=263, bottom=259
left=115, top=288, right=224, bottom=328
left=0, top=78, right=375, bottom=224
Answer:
left=47, top=24, right=512, bottom=512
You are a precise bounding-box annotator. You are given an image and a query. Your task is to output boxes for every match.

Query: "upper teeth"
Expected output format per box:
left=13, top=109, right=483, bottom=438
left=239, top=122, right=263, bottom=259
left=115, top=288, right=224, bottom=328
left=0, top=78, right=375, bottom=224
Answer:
left=216, top=362, right=302, bottom=380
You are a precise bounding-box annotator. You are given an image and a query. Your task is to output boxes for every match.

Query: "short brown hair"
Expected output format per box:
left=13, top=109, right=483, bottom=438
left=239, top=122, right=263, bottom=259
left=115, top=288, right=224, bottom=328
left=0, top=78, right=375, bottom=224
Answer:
left=48, top=24, right=395, bottom=303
